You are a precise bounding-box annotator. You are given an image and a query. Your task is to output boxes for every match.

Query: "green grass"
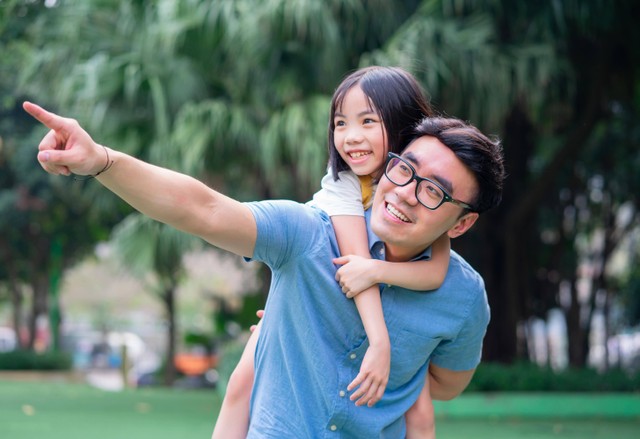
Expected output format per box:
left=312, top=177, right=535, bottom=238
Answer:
left=433, top=393, right=640, bottom=439
left=0, top=380, right=220, bottom=439
left=435, top=418, right=640, bottom=439
left=1, top=379, right=639, bottom=439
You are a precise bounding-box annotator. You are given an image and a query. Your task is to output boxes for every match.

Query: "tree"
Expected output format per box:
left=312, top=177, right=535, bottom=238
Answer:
left=1, top=0, right=119, bottom=351
left=16, top=0, right=640, bottom=371
left=366, top=0, right=640, bottom=365
left=111, top=214, right=200, bottom=385
left=16, top=0, right=426, bottom=365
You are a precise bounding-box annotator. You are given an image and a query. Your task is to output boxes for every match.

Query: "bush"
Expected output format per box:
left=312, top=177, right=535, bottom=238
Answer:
left=0, top=350, right=72, bottom=371
left=467, top=362, right=640, bottom=392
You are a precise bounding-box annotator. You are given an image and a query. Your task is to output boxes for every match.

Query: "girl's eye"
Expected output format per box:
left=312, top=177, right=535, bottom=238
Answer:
left=335, top=120, right=345, bottom=127
left=363, top=118, right=377, bottom=124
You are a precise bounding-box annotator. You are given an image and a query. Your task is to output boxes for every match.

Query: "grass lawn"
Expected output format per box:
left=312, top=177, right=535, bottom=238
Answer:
left=0, top=379, right=220, bottom=439
left=1, top=379, right=639, bottom=438
left=433, top=393, right=640, bottom=439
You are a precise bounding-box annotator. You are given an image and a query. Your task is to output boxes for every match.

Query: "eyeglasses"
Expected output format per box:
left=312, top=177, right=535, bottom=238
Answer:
left=384, top=152, right=475, bottom=211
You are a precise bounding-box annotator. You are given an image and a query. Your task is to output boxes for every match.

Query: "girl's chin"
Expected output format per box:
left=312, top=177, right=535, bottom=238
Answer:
left=349, top=163, right=379, bottom=176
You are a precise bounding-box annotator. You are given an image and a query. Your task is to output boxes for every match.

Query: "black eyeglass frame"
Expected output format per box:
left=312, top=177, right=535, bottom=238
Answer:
left=384, top=152, right=476, bottom=212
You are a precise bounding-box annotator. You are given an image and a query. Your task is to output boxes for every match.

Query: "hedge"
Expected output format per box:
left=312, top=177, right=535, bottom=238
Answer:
left=0, top=350, right=72, bottom=371
left=467, top=362, right=640, bottom=392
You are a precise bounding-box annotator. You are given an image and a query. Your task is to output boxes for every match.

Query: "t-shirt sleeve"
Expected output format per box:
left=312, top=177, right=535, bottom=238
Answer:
left=429, top=278, right=491, bottom=371
left=309, top=168, right=364, bottom=217
left=246, top=200, right=328, bottom=269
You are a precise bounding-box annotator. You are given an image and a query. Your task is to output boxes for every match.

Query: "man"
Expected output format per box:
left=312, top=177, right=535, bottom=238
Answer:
left=23, top=102, right=504, bottom=438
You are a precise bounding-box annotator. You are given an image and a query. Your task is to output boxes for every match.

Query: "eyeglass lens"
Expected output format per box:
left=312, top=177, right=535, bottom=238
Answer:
left=385, top=157, right=444, bottom=209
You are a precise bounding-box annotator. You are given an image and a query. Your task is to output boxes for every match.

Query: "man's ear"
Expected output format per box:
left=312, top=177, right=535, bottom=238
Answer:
left=447, top=212, right=479, bottom=239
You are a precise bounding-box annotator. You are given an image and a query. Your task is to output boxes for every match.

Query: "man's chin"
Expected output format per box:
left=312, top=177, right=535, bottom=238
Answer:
left=372, top=209, right=407, bottom=237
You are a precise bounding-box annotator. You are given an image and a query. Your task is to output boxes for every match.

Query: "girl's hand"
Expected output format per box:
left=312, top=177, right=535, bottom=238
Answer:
left=334, top=255, right=379, bottom=298
left=347, top=339, right=390, bottom=407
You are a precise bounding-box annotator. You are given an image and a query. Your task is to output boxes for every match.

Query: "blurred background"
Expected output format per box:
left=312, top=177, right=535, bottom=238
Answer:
left=1, top=0, right=639, bottom=404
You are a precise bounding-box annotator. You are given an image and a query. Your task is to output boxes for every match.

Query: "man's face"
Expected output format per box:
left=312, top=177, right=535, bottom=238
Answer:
left=371, top=136, right=480, bottom=262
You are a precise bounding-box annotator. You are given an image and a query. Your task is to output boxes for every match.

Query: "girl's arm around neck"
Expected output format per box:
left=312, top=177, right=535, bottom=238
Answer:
left=371, top=234, right=450, bottom=291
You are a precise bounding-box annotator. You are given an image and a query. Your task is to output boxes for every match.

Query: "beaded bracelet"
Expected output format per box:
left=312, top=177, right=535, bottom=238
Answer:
left=73, top=145, right=114, bottom=181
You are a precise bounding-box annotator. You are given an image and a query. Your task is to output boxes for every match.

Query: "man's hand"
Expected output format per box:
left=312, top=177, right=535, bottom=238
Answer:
left=334, top=255, right=379, bottom=298
left=22, top=101, right=106, bottom=177
left=347, top=340, right=390, bottom=407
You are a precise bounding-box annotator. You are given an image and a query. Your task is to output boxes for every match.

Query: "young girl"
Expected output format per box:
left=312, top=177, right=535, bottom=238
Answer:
left=212, top=66, right=448, bottom=439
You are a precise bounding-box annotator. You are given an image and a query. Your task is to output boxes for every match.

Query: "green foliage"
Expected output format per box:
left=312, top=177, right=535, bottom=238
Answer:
left=0, top=350, right=72, bottom=371
left=232, top=292, right=267, bottom=330
left=183, top=331, right=213, bottom=349
left=6, top=0, right=640, bottom=370
left=467, top=362, right=640, bottom=393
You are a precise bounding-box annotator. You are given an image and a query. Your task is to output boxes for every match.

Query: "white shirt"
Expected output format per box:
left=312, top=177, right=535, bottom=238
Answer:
left=310, top=168, right=364, bottom=217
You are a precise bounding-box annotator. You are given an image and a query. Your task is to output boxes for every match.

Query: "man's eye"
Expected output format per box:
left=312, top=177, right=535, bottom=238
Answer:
left=421, top=183, right=442, bottom=200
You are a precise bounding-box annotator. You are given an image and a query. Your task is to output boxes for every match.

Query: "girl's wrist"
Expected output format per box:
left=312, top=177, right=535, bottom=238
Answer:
left=367, top=325, right=390, bottom=348
left=370, top=259, right=385, bottom=284
left=369, top=335, right=391, bottom=350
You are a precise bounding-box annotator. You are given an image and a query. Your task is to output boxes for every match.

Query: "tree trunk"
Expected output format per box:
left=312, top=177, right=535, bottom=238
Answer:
left=5, top=261, right=27, bottom=349
left=28, top=272, right=49, bottom=351
left=162, top=284, right=177, bottom=386
left=479, top=102, right=533, bottom=363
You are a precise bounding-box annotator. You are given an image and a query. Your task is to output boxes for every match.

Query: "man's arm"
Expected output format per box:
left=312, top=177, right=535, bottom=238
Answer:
left=427, top=363, right=475, bottom=401
left=23, top=101, right=256, bottom=257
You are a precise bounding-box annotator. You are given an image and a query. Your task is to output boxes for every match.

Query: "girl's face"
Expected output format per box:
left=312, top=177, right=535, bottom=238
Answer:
left=333, top=85, right=388, bottom=177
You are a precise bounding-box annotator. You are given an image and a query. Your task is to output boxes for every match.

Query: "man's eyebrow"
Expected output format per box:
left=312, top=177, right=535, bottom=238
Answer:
left=403, top=150, right=455, bottom=194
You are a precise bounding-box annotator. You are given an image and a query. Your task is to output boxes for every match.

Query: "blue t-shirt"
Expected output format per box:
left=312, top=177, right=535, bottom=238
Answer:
left=245, top=200, right=490, bottom=438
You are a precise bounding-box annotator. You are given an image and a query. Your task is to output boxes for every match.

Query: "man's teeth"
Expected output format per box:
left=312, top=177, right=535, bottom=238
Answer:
left=350, top=152, right=370, bottom=159
left=386, top=204, right=410, bottom=222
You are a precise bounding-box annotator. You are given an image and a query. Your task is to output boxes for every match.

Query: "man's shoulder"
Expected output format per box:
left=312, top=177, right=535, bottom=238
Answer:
left=247, top=199, right=327, bottom=219
left=447, top=250, right=485, bottom=290
left=246, top=199, right=338, bottom=269
left=246, top=199, right=332, bottom=238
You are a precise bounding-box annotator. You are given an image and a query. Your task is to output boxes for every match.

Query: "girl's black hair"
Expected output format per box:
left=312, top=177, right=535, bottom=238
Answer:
left=327, top=66, right=433, bottom=179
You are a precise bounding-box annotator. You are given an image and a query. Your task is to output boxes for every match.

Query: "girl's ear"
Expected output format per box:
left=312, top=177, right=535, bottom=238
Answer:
left=447, top=212, right=479, bottom=239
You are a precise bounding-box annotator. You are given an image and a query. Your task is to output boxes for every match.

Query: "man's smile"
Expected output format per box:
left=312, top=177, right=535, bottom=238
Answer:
left=385, top=201, right=411, bottom=223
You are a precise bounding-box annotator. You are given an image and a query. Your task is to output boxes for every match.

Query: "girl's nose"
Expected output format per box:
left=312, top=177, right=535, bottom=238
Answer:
left=345, top=128, right=364, bottom=144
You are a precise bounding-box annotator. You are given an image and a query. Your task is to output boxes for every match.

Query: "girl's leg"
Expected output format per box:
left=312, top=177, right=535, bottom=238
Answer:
left=211, top=321, right=261, bottom=439
left=405, top=377, right=436, bottom=439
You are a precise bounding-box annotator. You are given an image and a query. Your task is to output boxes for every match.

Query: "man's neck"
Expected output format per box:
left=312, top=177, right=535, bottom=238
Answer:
left=384, top=242, right=431, bottom=263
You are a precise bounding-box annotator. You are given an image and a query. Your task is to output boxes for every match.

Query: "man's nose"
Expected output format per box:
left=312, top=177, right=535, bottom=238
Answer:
left=393, top=180, right=419, bottom=206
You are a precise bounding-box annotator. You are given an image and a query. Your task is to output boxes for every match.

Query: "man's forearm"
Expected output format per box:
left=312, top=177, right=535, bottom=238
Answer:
left=98, top=149, right=256, bottom=257
left=98, top=149, right=214, bottom=234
